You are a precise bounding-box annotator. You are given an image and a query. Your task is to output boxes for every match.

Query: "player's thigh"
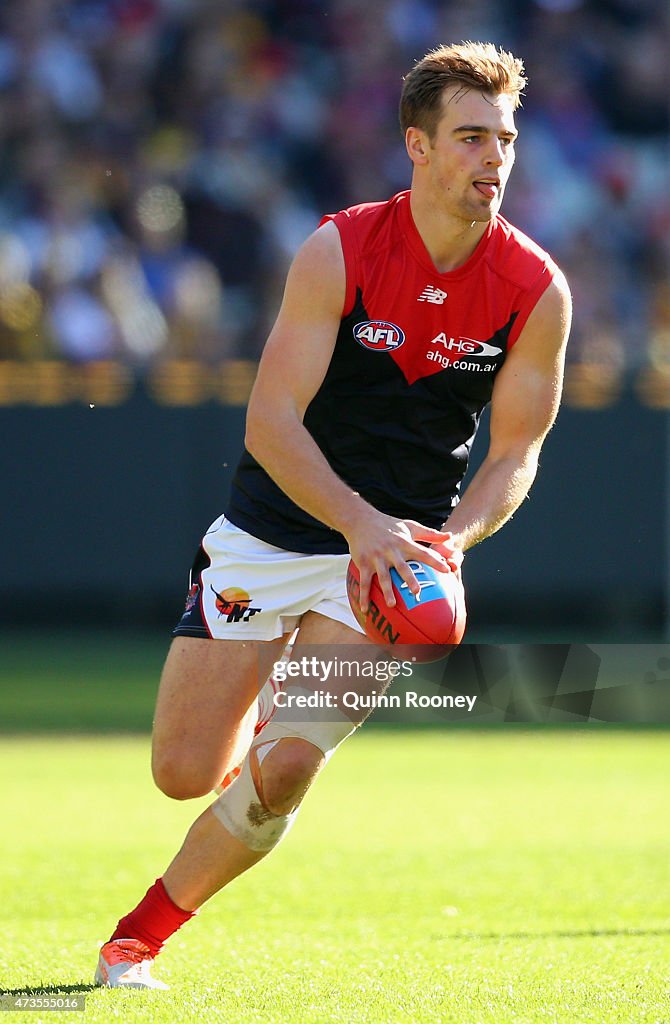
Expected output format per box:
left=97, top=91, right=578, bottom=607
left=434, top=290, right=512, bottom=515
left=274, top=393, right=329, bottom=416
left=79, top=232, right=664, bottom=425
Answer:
left=292, top=610, right=371, bottom=647
left=290, top=611, right=388, bottom=727
left=152, top=634, right=289, bottom=794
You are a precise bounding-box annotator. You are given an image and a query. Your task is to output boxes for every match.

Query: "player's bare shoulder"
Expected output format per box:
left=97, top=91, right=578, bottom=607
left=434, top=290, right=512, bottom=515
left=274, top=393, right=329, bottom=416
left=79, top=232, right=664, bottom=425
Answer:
left=280, top=220, right=345, bottom=322
left=551, top=267, right=572, bottom=324
left=540, top=266, right=572, bottom=325
left=514, top=267, right=572, bottom=363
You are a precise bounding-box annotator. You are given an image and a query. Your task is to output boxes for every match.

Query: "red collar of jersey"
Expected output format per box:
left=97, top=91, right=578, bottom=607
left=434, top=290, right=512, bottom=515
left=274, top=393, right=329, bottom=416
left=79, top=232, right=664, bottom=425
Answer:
left=397, top=190, right=496, bottom=281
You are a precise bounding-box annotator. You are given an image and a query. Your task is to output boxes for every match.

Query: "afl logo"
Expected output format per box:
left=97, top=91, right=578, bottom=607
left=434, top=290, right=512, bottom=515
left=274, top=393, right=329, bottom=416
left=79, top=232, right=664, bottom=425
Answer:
left=353, top=320, right=405, bottom=352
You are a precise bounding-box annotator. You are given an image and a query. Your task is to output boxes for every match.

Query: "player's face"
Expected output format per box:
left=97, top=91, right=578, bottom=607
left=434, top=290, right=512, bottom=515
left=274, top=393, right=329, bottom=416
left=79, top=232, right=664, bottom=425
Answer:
left=426, top=86, right=518, bottom=223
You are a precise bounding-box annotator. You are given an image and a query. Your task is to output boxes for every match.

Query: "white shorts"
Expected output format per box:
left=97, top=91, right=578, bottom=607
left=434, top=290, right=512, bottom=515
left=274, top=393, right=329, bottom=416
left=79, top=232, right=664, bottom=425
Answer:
left=172, top=516, right=364, bottom=641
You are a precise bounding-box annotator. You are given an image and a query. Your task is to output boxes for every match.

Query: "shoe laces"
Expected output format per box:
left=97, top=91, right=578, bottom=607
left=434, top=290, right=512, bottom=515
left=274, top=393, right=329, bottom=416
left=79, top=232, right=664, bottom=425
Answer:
left=107, top=939, right=152, bottom=966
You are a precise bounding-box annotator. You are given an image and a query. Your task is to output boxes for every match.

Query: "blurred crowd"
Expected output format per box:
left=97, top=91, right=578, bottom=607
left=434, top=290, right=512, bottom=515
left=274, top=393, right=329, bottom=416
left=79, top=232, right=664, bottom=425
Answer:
left=0, top=0, right=667, bottom=386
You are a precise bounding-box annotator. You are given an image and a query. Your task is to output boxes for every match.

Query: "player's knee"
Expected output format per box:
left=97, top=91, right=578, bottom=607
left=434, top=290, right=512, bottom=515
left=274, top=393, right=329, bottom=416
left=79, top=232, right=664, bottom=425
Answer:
left=252, top=737, right=325, bottom=816
left=152, top=753, right=215, bottom=801
left=212, top=712, right=356, bottom=852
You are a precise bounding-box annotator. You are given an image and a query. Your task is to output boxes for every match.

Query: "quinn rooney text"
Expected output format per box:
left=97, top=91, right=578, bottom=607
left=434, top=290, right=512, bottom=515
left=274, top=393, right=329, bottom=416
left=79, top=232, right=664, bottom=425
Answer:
left=273, top=690, right=478, bottom=712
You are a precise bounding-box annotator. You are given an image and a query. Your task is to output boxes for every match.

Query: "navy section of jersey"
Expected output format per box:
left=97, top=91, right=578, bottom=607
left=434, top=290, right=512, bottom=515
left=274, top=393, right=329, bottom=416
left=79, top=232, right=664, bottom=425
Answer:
left=227, top=293, right=513, bottom=556
left=305, top=287, right=514, bottom=522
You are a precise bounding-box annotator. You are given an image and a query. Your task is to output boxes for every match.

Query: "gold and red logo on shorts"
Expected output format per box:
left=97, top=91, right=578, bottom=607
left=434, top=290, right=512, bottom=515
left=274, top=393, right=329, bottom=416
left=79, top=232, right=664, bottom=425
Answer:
left=211, top=585, right=262, bottom=623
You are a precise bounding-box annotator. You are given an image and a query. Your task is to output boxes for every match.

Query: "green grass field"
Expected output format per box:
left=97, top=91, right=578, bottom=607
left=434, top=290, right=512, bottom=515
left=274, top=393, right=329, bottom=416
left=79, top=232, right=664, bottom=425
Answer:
left=1, top=730, right=669, bottom=1023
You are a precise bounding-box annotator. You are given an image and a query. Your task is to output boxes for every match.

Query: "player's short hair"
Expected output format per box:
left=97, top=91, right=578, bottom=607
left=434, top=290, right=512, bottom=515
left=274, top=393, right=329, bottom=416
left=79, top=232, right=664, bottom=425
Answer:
left=399, top=41, right=527, bottom=142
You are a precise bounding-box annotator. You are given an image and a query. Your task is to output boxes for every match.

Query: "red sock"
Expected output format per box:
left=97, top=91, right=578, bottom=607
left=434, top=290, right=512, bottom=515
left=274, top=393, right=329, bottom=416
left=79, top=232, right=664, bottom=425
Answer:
left=110, top=878, right=196, bottom=957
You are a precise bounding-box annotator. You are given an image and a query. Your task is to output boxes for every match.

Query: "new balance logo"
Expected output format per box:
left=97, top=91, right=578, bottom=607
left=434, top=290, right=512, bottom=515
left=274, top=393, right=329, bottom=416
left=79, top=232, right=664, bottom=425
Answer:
left=417, top=285, right=447, bottom=304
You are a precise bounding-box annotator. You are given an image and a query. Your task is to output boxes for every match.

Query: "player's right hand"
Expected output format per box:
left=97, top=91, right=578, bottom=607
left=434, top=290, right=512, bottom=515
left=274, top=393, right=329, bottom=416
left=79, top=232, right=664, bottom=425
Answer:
left=344, top=511, right=452, bottom=614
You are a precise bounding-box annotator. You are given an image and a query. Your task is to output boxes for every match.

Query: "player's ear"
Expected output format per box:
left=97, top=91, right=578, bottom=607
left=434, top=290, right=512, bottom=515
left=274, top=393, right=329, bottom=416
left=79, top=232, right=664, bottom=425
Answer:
left=405, top=127, right=430, bottom=165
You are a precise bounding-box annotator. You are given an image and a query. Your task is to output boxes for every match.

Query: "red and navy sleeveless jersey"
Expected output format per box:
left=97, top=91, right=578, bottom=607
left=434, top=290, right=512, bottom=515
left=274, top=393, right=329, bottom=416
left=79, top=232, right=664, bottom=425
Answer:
left=227, top=190, right=557, bottom=554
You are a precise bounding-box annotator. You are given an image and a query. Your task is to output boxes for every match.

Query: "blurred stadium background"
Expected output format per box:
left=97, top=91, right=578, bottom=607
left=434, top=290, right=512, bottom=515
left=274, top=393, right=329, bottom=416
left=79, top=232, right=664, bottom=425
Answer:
left=0, top=0, right=668, bottom=639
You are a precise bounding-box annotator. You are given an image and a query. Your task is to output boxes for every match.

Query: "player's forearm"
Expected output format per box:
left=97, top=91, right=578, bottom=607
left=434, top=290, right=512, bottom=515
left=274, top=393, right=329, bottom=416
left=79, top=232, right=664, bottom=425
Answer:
left=245, top=412, right=373, bottom=537
left=442, top=450, right=540, bottom=551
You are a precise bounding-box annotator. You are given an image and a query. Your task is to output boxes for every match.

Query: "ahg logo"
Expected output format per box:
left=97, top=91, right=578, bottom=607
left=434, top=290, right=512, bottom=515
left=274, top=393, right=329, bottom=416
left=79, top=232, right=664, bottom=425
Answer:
left=430, top=333, right=502, bottom=358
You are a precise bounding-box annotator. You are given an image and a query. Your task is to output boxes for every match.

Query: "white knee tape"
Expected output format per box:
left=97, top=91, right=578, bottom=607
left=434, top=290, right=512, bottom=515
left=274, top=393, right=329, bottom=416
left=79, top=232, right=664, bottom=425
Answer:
left=212, top=694, right=357, bottom=852
left=212, top=755, right=297, bottom=853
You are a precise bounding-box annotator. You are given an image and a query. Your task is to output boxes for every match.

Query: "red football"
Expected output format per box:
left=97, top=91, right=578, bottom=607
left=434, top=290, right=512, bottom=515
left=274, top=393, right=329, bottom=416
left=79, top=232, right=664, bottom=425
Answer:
left=346, top=558, right=466, bottom=661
